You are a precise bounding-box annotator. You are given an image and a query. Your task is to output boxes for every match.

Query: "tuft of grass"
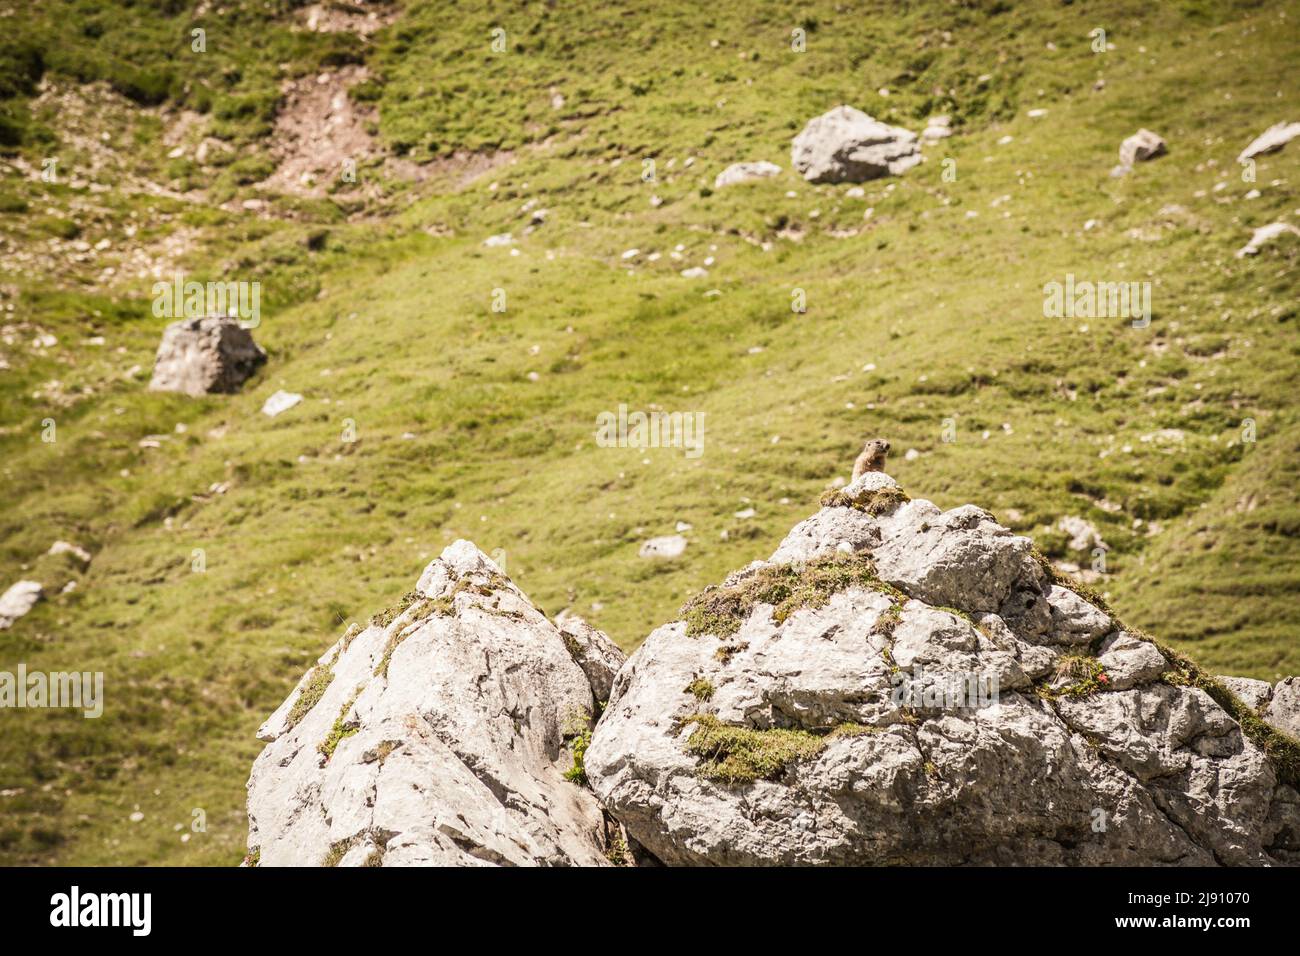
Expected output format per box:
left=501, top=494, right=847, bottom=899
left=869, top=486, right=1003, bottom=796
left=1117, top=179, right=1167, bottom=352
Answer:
left=872, top=601, right=905, bottom=640
left=564, top=728, right=592, bottom=786
left=685, top=677, right=715, bottom=701
left=370, top=589, right=422, bottom=629
left=317, top=687, right=363, bottom=761
left=321, top=835, right=361, bottom=868
left=714, top=642, right=745, bottom=663
left=1045, top=655, right=1109, bottom=699
left=681, top=553, right=905, bottom=639
left=819, top=484, right=911, bottom=515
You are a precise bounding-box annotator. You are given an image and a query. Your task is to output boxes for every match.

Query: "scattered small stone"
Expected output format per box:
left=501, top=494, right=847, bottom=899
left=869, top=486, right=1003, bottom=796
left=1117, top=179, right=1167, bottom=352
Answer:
left=638, top=535, right=688, bottom=559
left=261, top=390, right=303, bottom=417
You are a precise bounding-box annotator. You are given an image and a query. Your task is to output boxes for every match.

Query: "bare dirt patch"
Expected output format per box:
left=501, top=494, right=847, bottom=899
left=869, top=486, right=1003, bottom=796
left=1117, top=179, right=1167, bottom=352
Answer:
left=259, top=66, right=381, bottom=197
left=296, top=1, right=399, bottom=36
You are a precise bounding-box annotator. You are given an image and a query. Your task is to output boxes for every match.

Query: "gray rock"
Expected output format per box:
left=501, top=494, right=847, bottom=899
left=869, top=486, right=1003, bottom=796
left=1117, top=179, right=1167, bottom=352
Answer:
left=1218, top=676, right=1273, bottom=712
left=1238, top=121, right=1300, bottom=163
left=556, top=611, right=627, bottom=703
left=586, top=479, right=1300, bottom=865
left=873, top=503, right=1040, bottom=614
left=1118, top=128, right=1167, bottom=167
left=639, top=535, right=688, bottom=559
left=1097, top=632, right=1167, bottom=690
left=246, top=540, right=610, bottom=866
left=0, top=580, right=42, bottom=630
left=260, top=389, right=303, bottom=417
left=791, top=106, right=921, bottom=183
left=920, top=115, right=952, bottom=142
left=714, top=161, right=781, bottom=189
left=47, top=541, right=92, bottom=567
left=1045, top=585, right=1115, bottom=645
left=148, top=315, right=266, bottom=396
left=1236, top=221, right=1300, bottom=258
left=1264, top=678, right=1300, bottom=739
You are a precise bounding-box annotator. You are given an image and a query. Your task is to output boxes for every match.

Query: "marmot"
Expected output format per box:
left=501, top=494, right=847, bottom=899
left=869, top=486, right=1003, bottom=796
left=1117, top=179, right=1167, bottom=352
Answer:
left=851, top=438, right=891, bottom=480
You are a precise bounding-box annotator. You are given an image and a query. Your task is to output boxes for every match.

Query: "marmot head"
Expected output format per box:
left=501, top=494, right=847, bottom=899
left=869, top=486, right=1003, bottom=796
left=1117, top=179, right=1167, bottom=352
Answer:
left=862, top=438, right=890, bottom=460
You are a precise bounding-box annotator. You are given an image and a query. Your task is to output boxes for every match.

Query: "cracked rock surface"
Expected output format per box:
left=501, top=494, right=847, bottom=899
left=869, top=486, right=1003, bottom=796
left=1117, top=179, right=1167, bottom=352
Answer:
left=585, top=472, right=1300, bottom=865
left=246, top=541, right=612, bottom=866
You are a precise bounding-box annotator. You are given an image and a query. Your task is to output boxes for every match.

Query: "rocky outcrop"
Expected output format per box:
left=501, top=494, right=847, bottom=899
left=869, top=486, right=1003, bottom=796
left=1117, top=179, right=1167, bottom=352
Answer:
left=1118, top=128, right=1167, bottom=168
left=791, top=106, right=920, bottom=183
left=714, top=161, right=781, bottom=189
left=245, top=541, right=615, bottom=866
left=584, top=471, right=1300, bottom=866
left=148, top=315, right=266, bottom=396
left=246, top=477, right=1300, bottom=867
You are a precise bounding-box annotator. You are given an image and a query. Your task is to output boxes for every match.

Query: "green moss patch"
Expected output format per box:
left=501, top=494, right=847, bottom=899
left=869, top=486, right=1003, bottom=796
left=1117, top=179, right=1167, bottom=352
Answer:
left=681, top=714, right=879, bottom=785
left=286, top=665, right=334, bottom=729
left=681, top=553, right=905, bottom=639
left=683, top=714, right=825, bottom=784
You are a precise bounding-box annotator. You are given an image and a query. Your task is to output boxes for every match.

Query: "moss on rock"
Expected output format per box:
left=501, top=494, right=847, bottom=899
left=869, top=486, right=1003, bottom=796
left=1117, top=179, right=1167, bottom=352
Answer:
left=819, top=484, right=911, bottom=515
left=681, top=553, right=905, bottom=639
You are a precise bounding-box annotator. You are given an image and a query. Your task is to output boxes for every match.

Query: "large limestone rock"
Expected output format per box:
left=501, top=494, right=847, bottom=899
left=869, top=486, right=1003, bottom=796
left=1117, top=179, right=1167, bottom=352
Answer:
left=246, top=541, right=613, bottom=866
left=586, top=472, right=1300, bottom=865
left=148, top=315, right=266, bottom=396
left=791, top=106, right=920, bottom=183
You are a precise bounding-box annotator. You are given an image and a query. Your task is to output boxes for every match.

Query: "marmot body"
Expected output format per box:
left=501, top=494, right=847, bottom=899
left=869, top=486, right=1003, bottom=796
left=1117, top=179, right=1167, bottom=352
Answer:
left=851, top=438, right=891, bottom=480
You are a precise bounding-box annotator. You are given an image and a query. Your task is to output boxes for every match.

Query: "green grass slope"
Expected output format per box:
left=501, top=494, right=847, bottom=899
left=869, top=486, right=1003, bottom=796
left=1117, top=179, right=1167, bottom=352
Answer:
left=0, top=0, right=1297, bottom=864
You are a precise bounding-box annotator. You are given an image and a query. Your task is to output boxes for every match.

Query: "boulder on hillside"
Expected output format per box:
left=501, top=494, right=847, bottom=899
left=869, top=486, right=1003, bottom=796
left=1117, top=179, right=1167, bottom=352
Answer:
left=1239, top=121, right=1300, bottom=163
left=148, top=315, right=266, bottom=397
left=245, top=541, right=614, bottom=866
left=1118, top=128, right=1167, bottom=168
left=1236, top=221, right=1300, bottom=258
left=714, top=161, right=782, bottom=189
left=0, top=581, right=43, bottom=630
left=585, top=471, right=1300, bottom=866
left=791, top=106, right=921, bottom=183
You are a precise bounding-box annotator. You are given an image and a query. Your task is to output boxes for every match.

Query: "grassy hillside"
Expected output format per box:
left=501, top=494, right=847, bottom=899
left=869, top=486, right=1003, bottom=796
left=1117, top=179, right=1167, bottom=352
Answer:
left=0, top=0, right=1297, bottom=864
